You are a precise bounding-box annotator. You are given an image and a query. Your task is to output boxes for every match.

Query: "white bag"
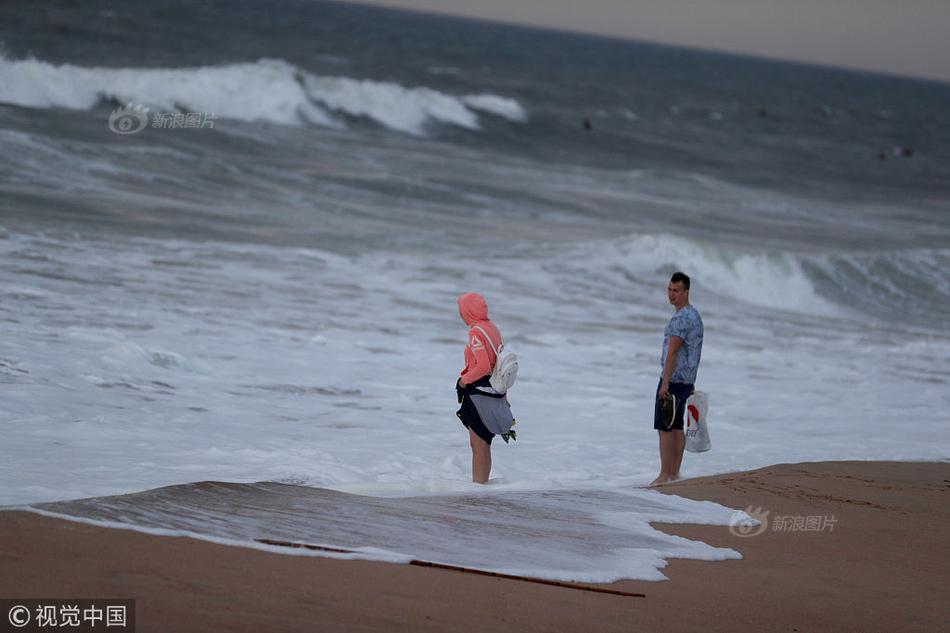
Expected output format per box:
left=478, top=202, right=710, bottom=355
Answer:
left=684, top=391, right=711, bottom=453
left=473, top=325, right=519, bottom=394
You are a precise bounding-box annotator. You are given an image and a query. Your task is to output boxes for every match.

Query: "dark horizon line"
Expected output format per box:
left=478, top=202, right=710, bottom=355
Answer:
left=328, top=0, right=950, bottom=88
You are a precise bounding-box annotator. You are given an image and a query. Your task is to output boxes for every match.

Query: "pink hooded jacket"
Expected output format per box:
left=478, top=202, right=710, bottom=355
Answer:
left=458, top=293, right=502, bottom=385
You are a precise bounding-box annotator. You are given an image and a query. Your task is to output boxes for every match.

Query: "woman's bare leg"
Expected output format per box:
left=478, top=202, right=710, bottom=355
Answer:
left=468, top=428, right=492, bottom=483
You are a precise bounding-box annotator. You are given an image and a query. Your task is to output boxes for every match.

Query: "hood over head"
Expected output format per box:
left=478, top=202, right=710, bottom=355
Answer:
left=458, top=292, right=489, bottom=325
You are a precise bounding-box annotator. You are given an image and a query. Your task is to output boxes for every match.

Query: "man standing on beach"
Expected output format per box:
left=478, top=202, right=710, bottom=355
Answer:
left=651, top=272, right=703, bottom=486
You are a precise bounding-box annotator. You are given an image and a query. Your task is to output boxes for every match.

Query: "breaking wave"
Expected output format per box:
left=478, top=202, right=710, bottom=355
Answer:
left=0, top=55, right=527, bottom=136
left=592, top=234, right=950, bottom=322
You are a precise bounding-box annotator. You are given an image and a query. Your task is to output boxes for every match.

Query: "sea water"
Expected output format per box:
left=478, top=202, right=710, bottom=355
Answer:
left=1, top=0, right=948, bottom=582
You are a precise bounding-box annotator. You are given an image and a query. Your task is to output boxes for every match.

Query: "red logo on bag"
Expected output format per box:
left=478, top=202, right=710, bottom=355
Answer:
left=686, top=404, right=700, bottom=427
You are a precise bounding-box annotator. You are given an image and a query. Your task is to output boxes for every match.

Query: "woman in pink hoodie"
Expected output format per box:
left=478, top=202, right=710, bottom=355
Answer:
left=455, top=292, right=506, bottom=483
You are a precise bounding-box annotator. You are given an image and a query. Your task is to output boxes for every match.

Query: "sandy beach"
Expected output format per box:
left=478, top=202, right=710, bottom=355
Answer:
left=1, top=460, right=947, bottom=632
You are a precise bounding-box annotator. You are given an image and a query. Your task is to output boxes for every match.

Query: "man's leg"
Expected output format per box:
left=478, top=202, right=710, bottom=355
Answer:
left=651, top=430, right=676, bottom=485
left=469, top=428, right=492, bottom=483
left=671, top=430, right=686, bottom=479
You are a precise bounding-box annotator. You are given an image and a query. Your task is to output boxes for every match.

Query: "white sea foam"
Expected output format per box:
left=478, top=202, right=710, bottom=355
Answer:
left=26, top=484, right=744, bottom=583
left=1, top=227, right=947, bottom=505
left=22, top=507, right=415, bottom=564
left=461, top=94, right=527, bottom=121
left=0, top=55, right=527, bottom=136
left=0, top=56, right=335, bottom=126
left=1, top=228, right=948, bottom=582
left=301, top=74, right=479, bottom=134
left=594, top=233, right=842, bottom=316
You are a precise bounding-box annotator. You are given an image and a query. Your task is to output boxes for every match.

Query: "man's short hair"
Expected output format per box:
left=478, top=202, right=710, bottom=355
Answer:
left=670, top=271, right=690, bottom=290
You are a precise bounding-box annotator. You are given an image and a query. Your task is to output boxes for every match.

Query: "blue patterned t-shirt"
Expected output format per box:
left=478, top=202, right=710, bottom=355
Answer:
left=660, top=305, right=703, bottom=384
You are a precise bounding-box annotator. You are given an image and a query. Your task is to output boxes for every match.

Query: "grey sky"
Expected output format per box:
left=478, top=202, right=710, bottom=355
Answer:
left=343, top=0, right=950, bottom=83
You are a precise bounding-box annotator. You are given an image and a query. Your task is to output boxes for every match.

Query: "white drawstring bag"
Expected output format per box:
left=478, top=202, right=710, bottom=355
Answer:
left=684, top=391, right=711, bottom=453
left=473, top=325, right=519, bottom=394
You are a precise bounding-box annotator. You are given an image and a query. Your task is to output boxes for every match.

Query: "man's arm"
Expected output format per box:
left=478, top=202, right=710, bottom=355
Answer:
left=659, top=335, right=684, bottom=399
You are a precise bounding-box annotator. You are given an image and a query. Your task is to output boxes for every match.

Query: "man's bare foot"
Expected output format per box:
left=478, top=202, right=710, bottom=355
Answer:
left=649, top=475, right=670, bottom=486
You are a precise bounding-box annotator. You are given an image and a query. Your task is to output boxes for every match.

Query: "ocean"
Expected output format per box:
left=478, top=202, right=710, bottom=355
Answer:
left=2, top=0, right=949, bottom=582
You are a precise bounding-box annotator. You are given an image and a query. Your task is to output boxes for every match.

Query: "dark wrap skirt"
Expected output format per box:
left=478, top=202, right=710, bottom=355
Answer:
left=456, top=375, right=514, bottom=445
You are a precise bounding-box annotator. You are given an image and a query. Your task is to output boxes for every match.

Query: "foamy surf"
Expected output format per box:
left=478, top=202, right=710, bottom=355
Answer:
left=0, top=55, right=527, bottom=135
left=24, top=481, right=743, bottom=583
left=1, top=228, right=947, bottom=512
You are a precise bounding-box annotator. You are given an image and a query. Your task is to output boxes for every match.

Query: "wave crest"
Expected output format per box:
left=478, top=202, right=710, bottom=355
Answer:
left=0, top=55, right=527, bottom=136
left=606, top=234, right=838, bottom=315
left=588, top=234, right=950, bottom=322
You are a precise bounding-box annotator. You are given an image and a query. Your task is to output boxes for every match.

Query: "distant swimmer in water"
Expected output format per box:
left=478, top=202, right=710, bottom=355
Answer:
left=583, top=118, right=593, bottom=131
left=878, top=147, right=914, bottom=160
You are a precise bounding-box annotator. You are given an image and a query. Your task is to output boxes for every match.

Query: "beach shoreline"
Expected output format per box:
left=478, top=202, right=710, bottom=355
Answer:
left=1, top=460, right=947, bottom=632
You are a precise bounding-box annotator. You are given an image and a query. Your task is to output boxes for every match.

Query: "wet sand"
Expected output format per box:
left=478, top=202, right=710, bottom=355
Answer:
left=1, top=460, right=947, bottom=632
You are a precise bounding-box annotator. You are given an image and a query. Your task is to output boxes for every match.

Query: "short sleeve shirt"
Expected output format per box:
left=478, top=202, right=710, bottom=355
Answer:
left=660, top=305, right=703, bottom=385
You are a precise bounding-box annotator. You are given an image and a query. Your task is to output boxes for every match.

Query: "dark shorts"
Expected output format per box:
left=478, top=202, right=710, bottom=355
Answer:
left=653, top=379, right=694, bottom=432
left=456, top=376, right=495, bottom=445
